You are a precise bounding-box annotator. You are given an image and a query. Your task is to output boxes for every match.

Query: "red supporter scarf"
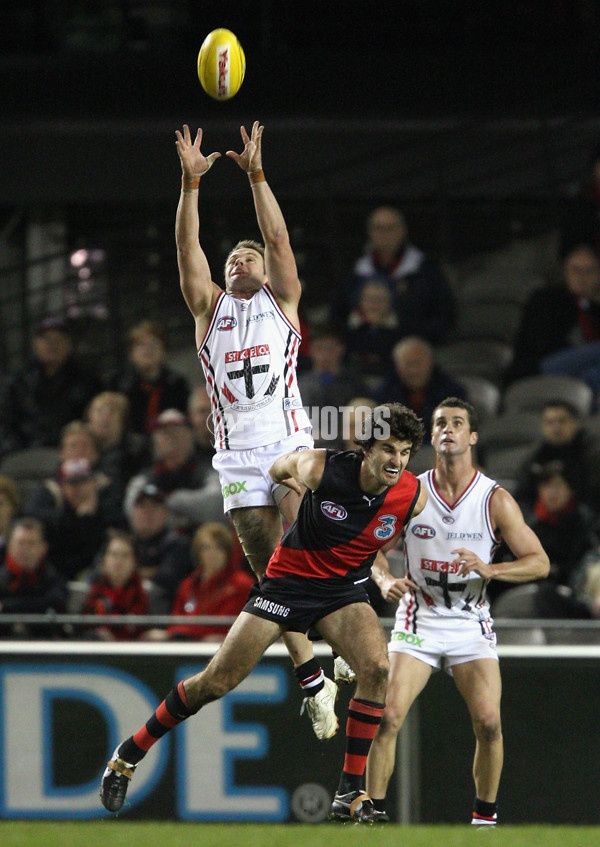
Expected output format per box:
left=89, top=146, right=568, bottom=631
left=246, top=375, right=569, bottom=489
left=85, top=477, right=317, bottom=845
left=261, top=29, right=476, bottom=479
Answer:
left=534, top=496, right=576, bottom=526
left=4, top=553, right=44, bottom=589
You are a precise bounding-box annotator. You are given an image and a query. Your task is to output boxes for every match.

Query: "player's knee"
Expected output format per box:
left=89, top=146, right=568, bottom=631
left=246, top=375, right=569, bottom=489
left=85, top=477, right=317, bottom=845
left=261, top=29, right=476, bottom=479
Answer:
left=379, top=702, right=405, bottom=736
left=360, top=654, right=389, bottom=695
left=231, top=509, right=276, bottom=575
left=474, top=712, right=502, bottom=744
left=185, top=669, right=233, bottom=706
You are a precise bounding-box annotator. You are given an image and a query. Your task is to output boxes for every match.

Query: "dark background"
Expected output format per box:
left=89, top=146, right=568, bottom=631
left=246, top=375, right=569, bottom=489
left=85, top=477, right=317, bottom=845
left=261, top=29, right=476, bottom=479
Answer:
left=1, top=1, right=600, bottom=374
left=2, top=1, right=599, bottom=121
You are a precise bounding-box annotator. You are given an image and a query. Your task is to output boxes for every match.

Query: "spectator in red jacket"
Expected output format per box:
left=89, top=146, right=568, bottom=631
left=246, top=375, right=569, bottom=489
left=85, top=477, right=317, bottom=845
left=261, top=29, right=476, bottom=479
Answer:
left=144, top=521, right=255, bottom=642
left=82, top=529, right=149, bottom=641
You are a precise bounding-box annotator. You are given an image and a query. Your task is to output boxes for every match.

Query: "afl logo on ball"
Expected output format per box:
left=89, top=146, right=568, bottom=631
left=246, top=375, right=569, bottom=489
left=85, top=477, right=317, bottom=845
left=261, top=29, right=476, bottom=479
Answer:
left=217, top=316, right=237, bottom=331
left=412, top=524, right=436, bottom=539
left=321, top=501, right=347, bottom=521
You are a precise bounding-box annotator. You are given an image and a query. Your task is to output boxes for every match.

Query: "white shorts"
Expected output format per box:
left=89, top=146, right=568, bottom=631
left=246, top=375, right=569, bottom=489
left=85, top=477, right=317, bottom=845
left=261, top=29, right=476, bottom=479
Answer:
left=389, top=605, right=498, bottom=675
left=213, top=429, right=314, bottom=513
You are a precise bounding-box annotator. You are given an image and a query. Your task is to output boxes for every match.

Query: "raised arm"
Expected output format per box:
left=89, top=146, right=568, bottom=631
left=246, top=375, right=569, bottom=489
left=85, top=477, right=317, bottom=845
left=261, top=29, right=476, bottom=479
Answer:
left=174, top=125, right=222, bottom=339
left=451, top=487, right=550, bottom=582
left=269, top=448, right=327, bottom=493
left=226, top=122, right=301, bottom=318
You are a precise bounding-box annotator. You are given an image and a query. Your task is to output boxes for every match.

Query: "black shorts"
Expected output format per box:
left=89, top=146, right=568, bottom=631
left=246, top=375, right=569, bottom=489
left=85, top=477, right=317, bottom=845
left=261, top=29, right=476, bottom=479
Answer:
left=242, top=574, right=371, bottom=634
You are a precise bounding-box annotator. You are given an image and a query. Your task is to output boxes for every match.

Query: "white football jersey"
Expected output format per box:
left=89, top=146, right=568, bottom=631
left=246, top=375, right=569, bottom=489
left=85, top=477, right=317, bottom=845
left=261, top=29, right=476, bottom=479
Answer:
left=199, top=286, right=311, bottom=450
left=401, top=468, right=500, bottom=621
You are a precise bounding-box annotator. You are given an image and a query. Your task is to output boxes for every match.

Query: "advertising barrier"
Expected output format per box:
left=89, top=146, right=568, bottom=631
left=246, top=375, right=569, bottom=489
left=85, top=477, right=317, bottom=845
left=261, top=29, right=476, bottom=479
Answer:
left=0, top=641, right=598, bottom=823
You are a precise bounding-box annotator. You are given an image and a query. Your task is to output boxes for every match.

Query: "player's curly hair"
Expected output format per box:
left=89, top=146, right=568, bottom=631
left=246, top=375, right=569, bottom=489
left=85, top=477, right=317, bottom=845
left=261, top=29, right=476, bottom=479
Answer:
left=354, top=402, right=424, bottom=454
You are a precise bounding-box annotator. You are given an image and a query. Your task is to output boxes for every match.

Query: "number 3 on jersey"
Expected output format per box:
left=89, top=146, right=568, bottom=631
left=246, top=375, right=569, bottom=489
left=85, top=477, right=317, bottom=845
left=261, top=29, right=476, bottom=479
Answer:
left=374, top=514, right=397, bottom=540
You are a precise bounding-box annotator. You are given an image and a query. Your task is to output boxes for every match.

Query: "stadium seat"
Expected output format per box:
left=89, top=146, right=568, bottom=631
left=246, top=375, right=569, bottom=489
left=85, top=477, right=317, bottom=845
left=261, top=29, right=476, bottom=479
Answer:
left=0, top=446, right=61, bottom=480
left=583, top=414, right=600, bottom=439
left=502, top=374, right=594, bottom=417
left=481, top=443, right=533, bottom=481
left=458, top=375, right=501, bottom=422
left=168, top=348, right=202, bottom=385
left=492, top=583, right=541, bottom=617
left=477, top=413, right=540, bottom=454
left=492, top=585, right=547, bottom=644
left=407, top=444, right=435, bottom=476
left=436, top=340, right=513, bottom=383
left=452, top=297, right=523, bottom=344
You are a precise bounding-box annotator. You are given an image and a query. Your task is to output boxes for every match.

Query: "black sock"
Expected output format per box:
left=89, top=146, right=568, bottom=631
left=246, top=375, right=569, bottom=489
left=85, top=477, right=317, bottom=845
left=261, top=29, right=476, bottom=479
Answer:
left=337, top=773, right=364, bottom=796
left=117, top=682, right=197, bottom=765
left=371, top=798, right=387, bottom=812
left=474, top=797, right=498, bottom=818
left=294, top=657, right=324, bottom=696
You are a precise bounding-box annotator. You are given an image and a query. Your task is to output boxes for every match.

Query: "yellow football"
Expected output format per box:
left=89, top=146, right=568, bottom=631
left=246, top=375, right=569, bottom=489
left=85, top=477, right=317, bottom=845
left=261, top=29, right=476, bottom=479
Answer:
left=197, top=29, right=246, bottom=101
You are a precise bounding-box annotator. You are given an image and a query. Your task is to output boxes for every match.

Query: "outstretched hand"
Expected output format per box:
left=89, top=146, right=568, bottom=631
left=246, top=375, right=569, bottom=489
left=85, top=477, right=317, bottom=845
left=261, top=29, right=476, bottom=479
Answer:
left=175, top=125, right=221, bottom=179
left=226, top=121, right=264, bottom=173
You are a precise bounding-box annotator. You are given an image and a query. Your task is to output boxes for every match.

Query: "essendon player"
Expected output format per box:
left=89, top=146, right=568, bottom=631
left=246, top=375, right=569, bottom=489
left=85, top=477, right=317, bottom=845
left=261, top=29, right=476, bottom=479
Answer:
left=366, top=398, right=550, bottom=825
left=100, top=403, right=427, bottom=824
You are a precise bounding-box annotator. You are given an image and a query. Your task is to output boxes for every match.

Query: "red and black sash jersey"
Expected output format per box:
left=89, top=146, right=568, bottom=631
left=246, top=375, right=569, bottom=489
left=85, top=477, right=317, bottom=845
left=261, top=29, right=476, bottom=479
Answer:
left=267, top=450, right=420, bottom=582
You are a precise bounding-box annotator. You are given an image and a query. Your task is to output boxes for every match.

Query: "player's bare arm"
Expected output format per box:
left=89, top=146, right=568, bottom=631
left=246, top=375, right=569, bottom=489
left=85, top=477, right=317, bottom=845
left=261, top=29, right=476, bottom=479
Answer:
left=226, top=122, right=302, bottom=319
left=451, top=486, right=549, bottom=582
left=175, top=125, right=222, bottom=329
left=269, top=448, right=327, bottom=493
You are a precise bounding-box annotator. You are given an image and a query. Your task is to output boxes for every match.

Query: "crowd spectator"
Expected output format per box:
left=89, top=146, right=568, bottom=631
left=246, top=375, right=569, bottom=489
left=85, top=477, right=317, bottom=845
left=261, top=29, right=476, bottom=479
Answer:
left=0, top=317, right=103, bottom=458
left=144, top=522, right=254, bottom=642
left=345, top=279, right=401, bottom=393
left=377, top=337, right=467, bottom=437
left=127, top=482, right=192, bottom=610
left=85, top=391, right=150, bottom=494
left=523, top=465, right=598, bottom=618
left=0, top=517, right=67, bottom=638
left=82, top=529, right=149, bottom=641
left=187, top=383, right=214, bottom=453
left=341, top=396, right=378, bottom=451
left=514, top=400, right=600, bottom=513
left=26, top=457, right=125, bottom=581
left=336, top=205, right=455, bottom=344
left=560, top=142, right=600, bottom=259
left=0, top=475, right=21, bottom=567
left=59, top=419, right=100, bottom=467
left=504, top=243, right=600, bottom=385
left=298, top=325, right=368, bottom=447
left=111, top=319, right=190, bottom=436
left=125, top=408, right=223, bottom=530
left=569, top=554, right=600, bottom=620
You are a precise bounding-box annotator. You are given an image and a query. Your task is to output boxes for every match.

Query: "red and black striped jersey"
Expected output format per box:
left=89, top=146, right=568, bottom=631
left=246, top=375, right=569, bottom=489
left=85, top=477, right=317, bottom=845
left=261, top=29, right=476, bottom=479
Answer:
left=267, top=450, right=420, bottom=582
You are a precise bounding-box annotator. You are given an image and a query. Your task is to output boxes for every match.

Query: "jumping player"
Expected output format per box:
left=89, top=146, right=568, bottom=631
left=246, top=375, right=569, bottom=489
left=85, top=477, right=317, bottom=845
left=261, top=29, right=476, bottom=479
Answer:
left=100, top=403, right=427, bottom=824
left=175, top=121, right=339, bottom=738
left=366, top=397, right=549, bottom=825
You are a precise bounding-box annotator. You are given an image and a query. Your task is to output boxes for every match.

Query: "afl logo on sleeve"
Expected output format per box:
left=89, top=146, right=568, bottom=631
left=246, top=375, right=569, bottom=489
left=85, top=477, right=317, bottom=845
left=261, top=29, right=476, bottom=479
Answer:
left=321, top=501, right=348, bottom=521
left=412, top=524, right=436, bottom=539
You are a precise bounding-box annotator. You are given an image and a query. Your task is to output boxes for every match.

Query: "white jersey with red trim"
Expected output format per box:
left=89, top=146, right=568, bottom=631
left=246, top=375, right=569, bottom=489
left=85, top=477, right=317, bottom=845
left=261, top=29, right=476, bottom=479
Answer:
left=401, top=468, right=499, bottom=621
left=198, top=286, right=311, bottom=451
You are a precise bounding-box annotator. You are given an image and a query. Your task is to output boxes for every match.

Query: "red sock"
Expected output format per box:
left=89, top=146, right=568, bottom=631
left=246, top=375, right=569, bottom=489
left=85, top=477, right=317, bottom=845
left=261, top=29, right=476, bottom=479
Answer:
left=338, top=698, right=384, bottom=794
